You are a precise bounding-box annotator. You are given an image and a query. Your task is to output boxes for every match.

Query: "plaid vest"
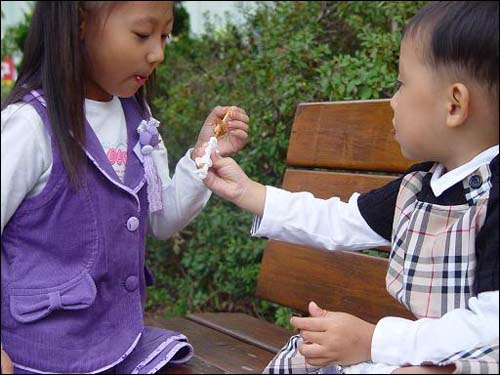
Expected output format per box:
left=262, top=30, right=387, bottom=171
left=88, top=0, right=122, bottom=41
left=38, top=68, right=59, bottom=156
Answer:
left=387, top=163, right=492, bottom=319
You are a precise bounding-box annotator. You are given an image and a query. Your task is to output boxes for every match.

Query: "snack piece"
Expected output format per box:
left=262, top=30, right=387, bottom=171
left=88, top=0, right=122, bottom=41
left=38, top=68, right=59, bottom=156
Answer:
left=212, top=107, right=232, bottom=138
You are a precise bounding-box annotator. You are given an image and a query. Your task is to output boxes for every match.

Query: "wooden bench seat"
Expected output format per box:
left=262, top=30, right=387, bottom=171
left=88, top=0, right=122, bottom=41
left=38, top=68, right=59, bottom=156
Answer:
left=148, top=99, right=417, bottom=373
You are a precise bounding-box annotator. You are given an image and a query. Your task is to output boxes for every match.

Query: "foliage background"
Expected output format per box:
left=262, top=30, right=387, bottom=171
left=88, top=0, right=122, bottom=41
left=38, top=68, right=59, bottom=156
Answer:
left=1, top=1, right=426, bottom=329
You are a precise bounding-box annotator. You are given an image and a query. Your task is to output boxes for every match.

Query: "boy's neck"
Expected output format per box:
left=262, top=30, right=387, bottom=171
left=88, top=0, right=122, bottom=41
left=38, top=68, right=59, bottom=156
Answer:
left=441, top=141, right=498, bottom=172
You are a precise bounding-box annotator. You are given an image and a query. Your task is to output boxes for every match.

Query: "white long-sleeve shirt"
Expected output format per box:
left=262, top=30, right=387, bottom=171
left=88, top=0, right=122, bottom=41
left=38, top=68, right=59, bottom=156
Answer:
left=251, top=146, right=499, bottom=369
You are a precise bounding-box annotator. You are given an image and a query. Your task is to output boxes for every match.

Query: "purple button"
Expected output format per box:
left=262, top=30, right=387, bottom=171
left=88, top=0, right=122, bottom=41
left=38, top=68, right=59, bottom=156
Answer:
left=126, top=216, right=139, bottom=232
left=125, top=276, right=138, bottom=292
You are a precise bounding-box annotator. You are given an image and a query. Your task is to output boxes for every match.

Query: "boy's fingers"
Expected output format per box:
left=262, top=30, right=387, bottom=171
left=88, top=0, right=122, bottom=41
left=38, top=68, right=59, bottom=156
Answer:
left=210, top=154, right=235, bottom=170
left=300, top=330, right=325, bottom=345
left=290, top=317, right=327, bottom=332
left=298, top=342, right=325, bottom=358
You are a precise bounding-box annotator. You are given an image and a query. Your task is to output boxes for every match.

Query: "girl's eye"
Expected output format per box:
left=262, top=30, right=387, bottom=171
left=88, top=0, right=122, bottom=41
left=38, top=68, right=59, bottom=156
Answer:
left=395, top=80, right=403, bottom=91
left=135, top=33, right=150, bottom=40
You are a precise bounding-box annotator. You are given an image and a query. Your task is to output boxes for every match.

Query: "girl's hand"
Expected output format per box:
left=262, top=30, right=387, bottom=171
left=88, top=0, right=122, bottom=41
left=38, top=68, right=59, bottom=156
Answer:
left=1, top=349, right=14, bottom=374
left=195, top=106, right=249, bottom=157
left=204, top=154, right=266, bottom=217
left=291, top=301, right=375, bottom=367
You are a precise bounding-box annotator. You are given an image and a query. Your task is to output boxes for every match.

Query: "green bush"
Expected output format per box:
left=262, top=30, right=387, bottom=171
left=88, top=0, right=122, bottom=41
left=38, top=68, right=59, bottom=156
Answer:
left=147, top=1, right=426, bottom=328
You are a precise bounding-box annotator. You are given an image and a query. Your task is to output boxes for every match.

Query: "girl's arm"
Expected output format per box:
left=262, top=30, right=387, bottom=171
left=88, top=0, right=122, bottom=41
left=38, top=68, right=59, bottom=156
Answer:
left=147, top=138, right=212, bottom=240
left=1, top=104, right=51, bottom=235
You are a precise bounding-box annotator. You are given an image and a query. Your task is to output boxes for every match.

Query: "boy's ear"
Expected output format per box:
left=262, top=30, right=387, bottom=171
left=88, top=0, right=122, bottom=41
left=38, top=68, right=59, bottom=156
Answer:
left=446, top=83, right=469, bottom=129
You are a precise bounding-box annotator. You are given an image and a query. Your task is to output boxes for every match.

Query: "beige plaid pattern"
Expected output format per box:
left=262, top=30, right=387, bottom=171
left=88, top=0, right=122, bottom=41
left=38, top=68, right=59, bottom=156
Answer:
left=388, top=165, right=489, bottom=318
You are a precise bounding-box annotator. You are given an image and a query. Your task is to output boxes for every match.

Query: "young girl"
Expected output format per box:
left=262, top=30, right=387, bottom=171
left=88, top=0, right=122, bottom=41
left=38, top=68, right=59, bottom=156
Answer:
left=1, top=2, right=249, bottom=374
left=203, top=1, right=498, bottom=374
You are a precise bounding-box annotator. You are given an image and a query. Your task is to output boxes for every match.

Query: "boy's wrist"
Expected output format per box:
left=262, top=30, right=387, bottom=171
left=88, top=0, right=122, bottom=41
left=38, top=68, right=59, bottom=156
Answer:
left=234, top=180, right=266, bottom=217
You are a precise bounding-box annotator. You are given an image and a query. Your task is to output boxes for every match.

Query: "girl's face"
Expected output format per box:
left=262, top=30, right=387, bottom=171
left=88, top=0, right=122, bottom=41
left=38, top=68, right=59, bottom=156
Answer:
left=82, top=1, right=174, bottom=101
left=390, top=38, right=449, bottom=162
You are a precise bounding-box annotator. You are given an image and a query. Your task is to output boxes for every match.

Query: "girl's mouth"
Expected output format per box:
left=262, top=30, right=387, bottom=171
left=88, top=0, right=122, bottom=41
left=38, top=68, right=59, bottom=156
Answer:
left=135, top=75, right=147, bottom=85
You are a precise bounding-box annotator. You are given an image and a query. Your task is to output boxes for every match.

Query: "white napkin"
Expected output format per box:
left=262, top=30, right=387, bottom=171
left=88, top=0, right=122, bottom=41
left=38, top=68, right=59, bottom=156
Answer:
left=194, top=137, right=218, bottom=179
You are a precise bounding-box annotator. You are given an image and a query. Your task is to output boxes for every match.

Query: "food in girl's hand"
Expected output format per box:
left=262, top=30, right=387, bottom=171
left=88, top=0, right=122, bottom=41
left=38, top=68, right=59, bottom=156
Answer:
left=212, top=107, right=232, bottom=138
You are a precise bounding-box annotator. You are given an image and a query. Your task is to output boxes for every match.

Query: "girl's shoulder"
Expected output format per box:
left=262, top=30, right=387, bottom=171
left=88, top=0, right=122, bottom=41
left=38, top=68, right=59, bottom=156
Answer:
left=1, top=100, right=52, bottom=166
left=1, top=101, right=45, bottom=134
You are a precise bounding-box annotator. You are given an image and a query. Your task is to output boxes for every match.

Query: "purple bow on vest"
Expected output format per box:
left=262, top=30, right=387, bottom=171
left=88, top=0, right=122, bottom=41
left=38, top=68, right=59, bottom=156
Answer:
left=137, top=117, right=163, bottom=213
left=10, top=272, right=97, bottom=324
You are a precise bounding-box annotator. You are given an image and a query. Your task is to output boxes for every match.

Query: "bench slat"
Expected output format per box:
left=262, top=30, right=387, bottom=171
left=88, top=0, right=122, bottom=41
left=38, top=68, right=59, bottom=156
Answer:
left=256, top=241, right=414, bottom=324
left=286, top=100, right=416, bottom=172
left=187, top=312, right=292, bottom=353
left=145, top=315, right=275, bottom=374
left=283, top=169, right=399, bottom=201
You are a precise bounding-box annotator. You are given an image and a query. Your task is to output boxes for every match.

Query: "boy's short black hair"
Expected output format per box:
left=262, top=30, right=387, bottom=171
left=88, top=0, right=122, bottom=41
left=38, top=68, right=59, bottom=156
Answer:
left=403, top=1, right=498, bottom=99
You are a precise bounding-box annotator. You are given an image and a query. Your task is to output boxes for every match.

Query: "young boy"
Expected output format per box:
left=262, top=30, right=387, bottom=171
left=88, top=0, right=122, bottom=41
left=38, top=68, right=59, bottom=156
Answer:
left=203, top=1, right=499, bottom=374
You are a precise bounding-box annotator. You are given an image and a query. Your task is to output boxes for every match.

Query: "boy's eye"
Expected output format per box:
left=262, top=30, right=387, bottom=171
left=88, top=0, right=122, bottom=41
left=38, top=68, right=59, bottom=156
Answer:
left=395, top=80, right=403, bottom=91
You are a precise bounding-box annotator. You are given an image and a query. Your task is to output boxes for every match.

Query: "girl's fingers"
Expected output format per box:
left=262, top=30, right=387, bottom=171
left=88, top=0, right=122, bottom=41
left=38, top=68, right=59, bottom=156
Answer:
left=228, top=109, right=249, bottom=124
left=226, top=129, right=248, bottom=144
left=227, top=120, right=249, bottom=133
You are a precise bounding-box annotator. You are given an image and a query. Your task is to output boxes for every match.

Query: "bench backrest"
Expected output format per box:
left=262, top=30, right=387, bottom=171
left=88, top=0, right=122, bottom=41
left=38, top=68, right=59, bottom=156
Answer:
left=256, top=99, right=416, bottom=323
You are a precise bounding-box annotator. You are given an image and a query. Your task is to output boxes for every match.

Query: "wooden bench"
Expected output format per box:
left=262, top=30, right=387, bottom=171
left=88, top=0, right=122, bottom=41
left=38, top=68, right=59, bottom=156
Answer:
left=146, top=99, right=416, bottom=374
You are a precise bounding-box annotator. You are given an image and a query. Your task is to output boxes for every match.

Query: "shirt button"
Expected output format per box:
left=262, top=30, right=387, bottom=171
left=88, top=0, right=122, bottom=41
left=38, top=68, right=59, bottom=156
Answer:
left=469, top=175, right=482, bottom=189
left=125, top=276, right=138, bottom=292
left=126, top=216, right=139, bottom=232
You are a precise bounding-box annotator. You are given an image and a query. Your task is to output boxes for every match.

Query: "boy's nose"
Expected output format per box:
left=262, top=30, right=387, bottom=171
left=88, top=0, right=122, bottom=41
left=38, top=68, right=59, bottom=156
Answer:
left=390, top=92, right=398, bottom=111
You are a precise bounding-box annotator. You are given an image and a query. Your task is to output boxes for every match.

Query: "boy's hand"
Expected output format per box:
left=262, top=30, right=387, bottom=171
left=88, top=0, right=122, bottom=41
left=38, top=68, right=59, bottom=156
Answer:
left=204, top=154, right=250, bottom=203
left=291, top=301, right=375, bottom=367
left=1, top=349, right=14, bottom=374
left=392, top=365, right=456, bottom=374
left=196, top=106, right=249, bottom=157
left=204, top=154, right=265, bottom=217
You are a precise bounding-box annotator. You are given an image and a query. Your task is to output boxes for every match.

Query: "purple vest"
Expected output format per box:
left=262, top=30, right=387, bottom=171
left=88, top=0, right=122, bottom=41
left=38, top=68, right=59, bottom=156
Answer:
left=1, top=91, right=154, bottom=372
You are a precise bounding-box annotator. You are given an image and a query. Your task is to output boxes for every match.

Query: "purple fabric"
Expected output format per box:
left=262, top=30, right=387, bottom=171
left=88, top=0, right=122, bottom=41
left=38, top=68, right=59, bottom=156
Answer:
left=115, top=326, right=193, bottom=374
left=13, top=326, right=193, bottom=374
left=1, top=91, right=191, bottom=373
left=137, top=117, right=163, bottom=213
left=10, top=272, right=97, bottom=324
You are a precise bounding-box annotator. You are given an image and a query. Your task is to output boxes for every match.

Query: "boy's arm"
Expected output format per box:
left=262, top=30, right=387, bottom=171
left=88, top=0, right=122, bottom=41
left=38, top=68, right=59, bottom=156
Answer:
left=204, top=156, right=391, bottom=251
left=250, top=186, right=390, bottom=250
left=371, top=291, right=499, bottom=366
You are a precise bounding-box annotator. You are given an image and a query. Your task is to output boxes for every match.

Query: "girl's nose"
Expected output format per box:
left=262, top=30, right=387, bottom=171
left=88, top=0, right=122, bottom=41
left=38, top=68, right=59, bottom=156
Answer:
left=147, top=42, right=165, bottom=65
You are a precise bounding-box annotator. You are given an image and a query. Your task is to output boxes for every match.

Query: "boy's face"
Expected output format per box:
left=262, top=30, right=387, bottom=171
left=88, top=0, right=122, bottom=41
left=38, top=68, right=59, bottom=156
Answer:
left=390, top=38, right=449, bottom=162
left=82, top=1, right=174, bottom=101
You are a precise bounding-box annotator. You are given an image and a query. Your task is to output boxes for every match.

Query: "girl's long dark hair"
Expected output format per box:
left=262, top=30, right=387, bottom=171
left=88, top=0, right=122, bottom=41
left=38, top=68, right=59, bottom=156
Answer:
left=1, top=1, right=154, bottom=186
